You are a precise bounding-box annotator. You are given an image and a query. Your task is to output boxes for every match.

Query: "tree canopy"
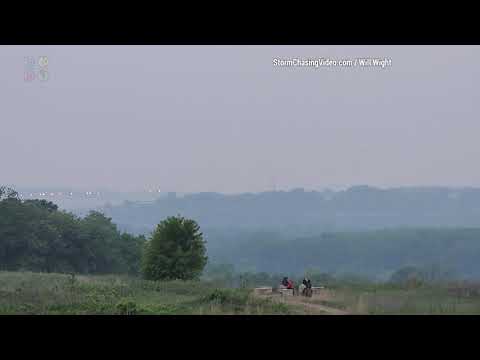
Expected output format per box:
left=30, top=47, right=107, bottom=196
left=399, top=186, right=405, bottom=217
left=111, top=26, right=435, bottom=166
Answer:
left=141, top=216, right=207, bottom=281
left=0, top=190, right=145, bottom=275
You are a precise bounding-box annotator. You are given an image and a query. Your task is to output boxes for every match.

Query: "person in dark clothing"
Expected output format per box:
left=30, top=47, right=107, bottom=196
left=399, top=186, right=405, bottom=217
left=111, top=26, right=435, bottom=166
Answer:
left=301, top=278, right=308, bottom=295
left=305, top=278, right=313, bottom=297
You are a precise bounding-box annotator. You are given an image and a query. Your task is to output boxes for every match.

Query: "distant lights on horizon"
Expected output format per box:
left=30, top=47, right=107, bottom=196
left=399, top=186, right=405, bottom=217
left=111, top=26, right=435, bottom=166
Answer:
left=17, top=189, right=163, bottom=198
left=21, top=191, right=101, bottom=197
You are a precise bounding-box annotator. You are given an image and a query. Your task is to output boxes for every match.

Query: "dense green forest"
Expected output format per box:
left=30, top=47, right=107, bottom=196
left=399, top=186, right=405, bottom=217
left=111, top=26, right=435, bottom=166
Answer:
left=0, top=187, right=145, bottom=275
left=205, top=228, right=480, bottom=279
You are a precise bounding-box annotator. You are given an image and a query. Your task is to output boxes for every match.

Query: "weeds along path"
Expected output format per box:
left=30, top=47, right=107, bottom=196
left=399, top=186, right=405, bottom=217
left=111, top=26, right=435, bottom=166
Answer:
left=255, top=293, right=349, bottom=315
left=282, top=296, right=349, bottom=315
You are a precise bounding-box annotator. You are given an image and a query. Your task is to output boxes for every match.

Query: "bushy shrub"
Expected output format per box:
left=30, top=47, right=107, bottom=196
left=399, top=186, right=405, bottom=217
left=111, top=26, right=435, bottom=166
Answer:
left=203, top=288, right=250, bottom=306
left=141, top=216, right=207, bottom=281
left=116, top=299, right=138, bottom=315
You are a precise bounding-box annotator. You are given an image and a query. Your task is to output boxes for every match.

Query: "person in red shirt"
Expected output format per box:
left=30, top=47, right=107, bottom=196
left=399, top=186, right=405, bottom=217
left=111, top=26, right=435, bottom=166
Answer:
left=286, top=278, right=294, bottom=289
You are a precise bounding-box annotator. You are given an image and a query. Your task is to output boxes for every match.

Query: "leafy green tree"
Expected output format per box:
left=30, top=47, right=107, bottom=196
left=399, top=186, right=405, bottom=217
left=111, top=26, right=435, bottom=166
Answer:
left=0, top=186, right=18, bottom=200
left=1, top=187, right=146, bottom=275
left=24, top=199, right=58, bottom=212
left=79, top=211, right=125, bottom=274
left=141, top=216, right=207, bottom=281
left=0, top=196, right=34, bottom=270
left=116, top=233, right=146, bottom=275
left=29, top=220, right=62, bottom=272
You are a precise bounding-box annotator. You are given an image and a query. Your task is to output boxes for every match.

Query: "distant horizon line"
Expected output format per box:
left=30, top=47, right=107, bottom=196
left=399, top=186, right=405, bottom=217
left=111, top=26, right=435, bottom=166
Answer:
left=8, top=184, right=480, bottom=196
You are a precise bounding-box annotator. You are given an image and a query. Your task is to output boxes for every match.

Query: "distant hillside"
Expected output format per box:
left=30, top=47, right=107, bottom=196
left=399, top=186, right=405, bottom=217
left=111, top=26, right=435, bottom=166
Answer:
left=205, top=228, right=480, bottom=279
left=102, top=186, right=480, bottom=235
left=98, top=186, right=480, bottom=279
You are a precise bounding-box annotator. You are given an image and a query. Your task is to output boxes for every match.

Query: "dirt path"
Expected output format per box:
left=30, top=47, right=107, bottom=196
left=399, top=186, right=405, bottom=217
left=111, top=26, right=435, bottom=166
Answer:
left=281, top=296, right=349, bottom=315
left=256, top=293, right=349, bottom=315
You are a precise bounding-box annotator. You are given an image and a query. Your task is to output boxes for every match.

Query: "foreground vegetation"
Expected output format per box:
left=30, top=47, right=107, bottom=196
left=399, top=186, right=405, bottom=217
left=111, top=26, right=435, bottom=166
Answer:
left=0, top=271, right=293, bottom=315
left=294, top=280, right=480, bottom=314
left=3, top=271, right=480, bottom=315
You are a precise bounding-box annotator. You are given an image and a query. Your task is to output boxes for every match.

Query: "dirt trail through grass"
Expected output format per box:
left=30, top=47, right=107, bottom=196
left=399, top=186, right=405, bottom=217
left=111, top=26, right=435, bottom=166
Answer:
left=256, top=292, right=349, bottom=315
left=283, top=296, right=349, bottom=315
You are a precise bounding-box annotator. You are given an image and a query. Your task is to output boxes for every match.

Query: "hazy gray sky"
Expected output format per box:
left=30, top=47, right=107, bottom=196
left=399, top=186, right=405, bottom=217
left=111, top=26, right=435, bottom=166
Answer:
left=1, top=46, right=479, bottom=193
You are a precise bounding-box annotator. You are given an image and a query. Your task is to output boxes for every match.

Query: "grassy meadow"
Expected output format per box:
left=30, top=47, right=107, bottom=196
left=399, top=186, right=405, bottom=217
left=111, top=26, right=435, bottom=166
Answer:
left=2, top=271, right=480, bottom=315
left=0, top=271, right=293, bottom=315
left=308, top=282, right=480, bottom=314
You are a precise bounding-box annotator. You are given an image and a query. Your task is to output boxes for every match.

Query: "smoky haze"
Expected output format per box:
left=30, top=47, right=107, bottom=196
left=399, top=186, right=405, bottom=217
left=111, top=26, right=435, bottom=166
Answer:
left=1, top=45, right=480, bottom=193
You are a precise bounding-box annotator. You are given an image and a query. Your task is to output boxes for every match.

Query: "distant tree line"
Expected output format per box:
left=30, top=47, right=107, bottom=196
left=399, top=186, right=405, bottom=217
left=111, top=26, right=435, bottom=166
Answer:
left=204, top=228, right=480, bottom=280
left=0, top=187, right=145, bottom=275
left=202, top=262, right=337, bottom=288
left=202, top=262, right=459, bottom=290
left=104, top=186, right=480, bottom=235
left=102, top=186, right=480, bottom=280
